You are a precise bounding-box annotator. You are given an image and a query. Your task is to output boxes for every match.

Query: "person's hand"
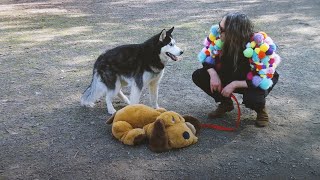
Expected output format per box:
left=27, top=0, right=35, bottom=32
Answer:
left=207, top=68, right=222, bottom=93
left=221, top=82, right=236, bottom=97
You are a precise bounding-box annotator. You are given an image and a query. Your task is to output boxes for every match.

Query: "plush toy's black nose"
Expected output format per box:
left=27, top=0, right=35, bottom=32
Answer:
left=182, top=131, right=190, bottom=139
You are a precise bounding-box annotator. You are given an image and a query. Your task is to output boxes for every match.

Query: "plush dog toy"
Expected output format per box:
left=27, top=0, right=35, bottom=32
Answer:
left=106, top=104, right=201, bottom=152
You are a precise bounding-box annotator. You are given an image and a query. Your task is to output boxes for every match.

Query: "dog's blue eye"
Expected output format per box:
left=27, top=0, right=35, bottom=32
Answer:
left=169, top=43, right=173, bottom=46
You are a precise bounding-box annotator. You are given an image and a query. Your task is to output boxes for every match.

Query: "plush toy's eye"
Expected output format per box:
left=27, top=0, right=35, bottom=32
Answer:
left=183, top=131, right=190, bottom=139
left=172, top=117, right=175, bottom=123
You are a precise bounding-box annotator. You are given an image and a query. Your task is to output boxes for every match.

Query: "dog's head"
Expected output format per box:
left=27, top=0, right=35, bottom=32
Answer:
left=158, top=27, right=183, bottom=63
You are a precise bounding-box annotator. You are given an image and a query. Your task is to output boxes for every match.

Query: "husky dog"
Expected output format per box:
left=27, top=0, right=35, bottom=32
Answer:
left=81, top=27, right=183, bottom=114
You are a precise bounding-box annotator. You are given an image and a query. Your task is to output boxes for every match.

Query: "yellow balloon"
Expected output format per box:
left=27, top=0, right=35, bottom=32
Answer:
left=255, top=48, right=260, bottom=54
left=209, top=33, right=216, bottom=42
left=260, top=43, right=269, bottom=52
left=250, top=41, right=256, bottom=48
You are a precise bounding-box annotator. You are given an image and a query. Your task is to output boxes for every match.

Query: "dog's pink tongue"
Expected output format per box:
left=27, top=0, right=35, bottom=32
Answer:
left=170, top=53, right=178, bottom=61
left=173, top=56, right=178, bottom=61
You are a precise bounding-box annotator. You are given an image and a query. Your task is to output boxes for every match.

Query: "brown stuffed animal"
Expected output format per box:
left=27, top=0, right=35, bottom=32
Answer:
left=106, top=104, right=201, bottom=152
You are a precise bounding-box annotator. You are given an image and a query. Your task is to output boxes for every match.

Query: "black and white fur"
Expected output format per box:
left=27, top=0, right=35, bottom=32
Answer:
left=81, top=27, right=183, bottom=114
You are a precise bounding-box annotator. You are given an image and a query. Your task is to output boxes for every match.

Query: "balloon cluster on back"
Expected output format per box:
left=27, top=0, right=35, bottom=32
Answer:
left=198, top=24, right=281, bottom=90
left=197, top=24, right=223, bottom=67
left=243, top=32, right=281, bottom=90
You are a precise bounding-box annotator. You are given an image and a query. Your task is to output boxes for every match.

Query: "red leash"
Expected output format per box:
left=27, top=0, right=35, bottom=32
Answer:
left=200, top=94, right=241, bottom=131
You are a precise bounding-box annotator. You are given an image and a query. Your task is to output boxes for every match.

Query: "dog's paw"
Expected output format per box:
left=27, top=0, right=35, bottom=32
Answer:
left=125, top=100, right=131, bottom=105
left=152, top=103, right=160, bottom=109
left=107, top=108, right=117, bottom=115
left=81, top=102, right=95, bottom=108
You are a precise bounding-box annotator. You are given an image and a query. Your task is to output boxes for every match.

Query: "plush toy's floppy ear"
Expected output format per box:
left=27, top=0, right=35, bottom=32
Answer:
left=148, top=119, right=170, bottom=152
left=182, top=115, right=201, bottom=135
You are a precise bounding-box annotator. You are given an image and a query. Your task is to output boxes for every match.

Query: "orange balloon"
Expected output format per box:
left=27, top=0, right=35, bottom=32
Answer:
left=205, top=50, right=210, bottom=56
left=259, top=31, right=268, bottom=39
left=258, top=51, right=266, bottom=59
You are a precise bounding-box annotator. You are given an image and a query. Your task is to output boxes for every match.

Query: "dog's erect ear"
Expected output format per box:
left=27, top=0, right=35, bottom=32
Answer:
left=167, top=26, right=174, bottom=35
left=182, top=115, right=201, bottom=135
left=148, top=119, right=170, bottom=152
left=159, top=29, right=166, bottom=42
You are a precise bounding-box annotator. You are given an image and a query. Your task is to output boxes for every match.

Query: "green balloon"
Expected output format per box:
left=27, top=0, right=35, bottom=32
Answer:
left=215, top=39, right=224, bottom=49
left=243, top=48, right=253, bottom=58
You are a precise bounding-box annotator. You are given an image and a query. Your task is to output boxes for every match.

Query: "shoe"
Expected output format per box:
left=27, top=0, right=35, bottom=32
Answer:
left=208, top=99, right=234, bottom=118
left=255, top=107, right=269, bottom=127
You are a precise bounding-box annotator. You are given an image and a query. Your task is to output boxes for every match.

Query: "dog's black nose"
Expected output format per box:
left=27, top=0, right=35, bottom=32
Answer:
left=180, top=51, right=183, bottom=55
left=182, top=131, right=190, bottom=139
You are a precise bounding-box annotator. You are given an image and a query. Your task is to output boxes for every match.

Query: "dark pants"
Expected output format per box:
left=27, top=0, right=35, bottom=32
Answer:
left=192, top=68, right=279, bottom=111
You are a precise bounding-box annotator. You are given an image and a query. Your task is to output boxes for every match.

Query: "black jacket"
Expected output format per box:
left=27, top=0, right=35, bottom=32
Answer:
left=202, top=52, right=278, bottom=89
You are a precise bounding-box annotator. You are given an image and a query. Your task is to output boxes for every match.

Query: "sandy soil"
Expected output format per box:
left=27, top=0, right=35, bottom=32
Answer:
left=1, top=0, right=319, bottom=179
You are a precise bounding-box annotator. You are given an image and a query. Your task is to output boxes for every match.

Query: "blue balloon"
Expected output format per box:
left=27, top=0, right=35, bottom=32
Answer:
left=205, top=56, right=215, bottom=65
left=198, top=52, right=207, bottom=63
left=261, top=56, right=270, bottom=65
left=210, top=25, right=219, bottom=37
left=259, top=78, right=273, bottom=90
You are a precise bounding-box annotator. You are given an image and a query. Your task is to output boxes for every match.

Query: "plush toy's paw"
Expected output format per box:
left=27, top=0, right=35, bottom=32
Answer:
left=133, top=134, right=147, bottom=145
left=123, top=128, right=146, bottom=145
left=112, top=121, right=133, bottom=140
left=155, top=108, right=167, bottom=113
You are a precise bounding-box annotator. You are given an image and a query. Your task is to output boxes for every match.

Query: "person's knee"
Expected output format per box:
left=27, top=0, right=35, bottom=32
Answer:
left=192, top=69, right=201, bottom=84
left=243, top=90, right=266, bottom=110
left=244, top=102, right=265, bottom=111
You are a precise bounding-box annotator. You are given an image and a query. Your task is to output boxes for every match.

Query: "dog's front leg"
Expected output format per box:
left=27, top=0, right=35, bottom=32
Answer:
left=148, top=70, right=164, bottom=109
left=129, top=84, right=142, bottom=104
left=106, top=90, right=117, bottom=114
left=149, top=80, right=160, bottom=109
left=118, top=90, right=130, bottom=104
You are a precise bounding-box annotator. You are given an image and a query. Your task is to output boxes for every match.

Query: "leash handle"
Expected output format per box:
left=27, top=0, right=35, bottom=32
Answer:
left=200, top=94, right=241, bottom=131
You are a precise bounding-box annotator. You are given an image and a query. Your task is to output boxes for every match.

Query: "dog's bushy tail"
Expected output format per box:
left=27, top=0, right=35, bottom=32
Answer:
left=81, top=70, right=106, bottom=107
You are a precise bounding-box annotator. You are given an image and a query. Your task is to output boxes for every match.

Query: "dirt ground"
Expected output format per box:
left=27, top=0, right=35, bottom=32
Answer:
left=1, top=0, right=319, bottom=179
